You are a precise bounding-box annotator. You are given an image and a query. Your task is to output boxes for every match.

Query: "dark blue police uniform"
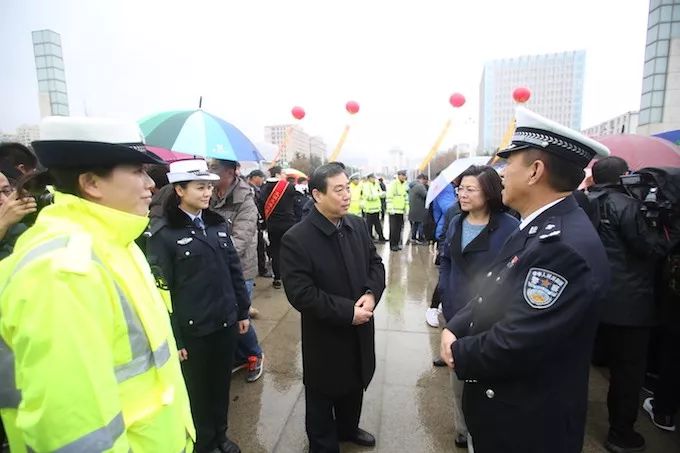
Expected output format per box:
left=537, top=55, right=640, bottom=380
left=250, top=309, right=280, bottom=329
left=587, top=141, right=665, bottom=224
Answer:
left=447, top=195, right=610, bottom=453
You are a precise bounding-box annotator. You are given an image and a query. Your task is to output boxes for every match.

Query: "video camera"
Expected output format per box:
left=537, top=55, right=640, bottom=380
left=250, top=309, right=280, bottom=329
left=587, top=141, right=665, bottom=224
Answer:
left=620, top=167, right=680, bottom=229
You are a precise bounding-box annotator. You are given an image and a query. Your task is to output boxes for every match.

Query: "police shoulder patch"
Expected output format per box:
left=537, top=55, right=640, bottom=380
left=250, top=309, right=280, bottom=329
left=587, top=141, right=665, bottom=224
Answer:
left=523, top=267, right=568, bottom=309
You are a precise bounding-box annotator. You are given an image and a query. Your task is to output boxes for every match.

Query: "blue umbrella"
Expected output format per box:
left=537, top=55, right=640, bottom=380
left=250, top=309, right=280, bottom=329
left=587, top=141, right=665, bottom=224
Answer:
left=139, top=109, right=264, bottom=162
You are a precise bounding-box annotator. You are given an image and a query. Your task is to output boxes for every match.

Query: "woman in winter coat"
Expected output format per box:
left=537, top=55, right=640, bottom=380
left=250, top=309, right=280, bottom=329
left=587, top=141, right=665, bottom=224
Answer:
left=437, top=164, right=518, bottom=449
left=148, top=159, right=250, bottom=453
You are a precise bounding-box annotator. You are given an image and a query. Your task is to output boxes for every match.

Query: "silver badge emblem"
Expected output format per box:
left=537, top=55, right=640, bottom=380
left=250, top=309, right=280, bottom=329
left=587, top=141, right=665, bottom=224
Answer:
left=523, top=268, right=568, bottom=309
left=177, top=237, right=193, bottom=245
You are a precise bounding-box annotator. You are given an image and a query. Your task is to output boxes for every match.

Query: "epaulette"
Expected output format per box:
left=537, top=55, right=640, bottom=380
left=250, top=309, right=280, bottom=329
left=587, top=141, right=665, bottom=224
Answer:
left=538, top=217, right=563, bottom=243
left=54, top=233, right=93, bottom=274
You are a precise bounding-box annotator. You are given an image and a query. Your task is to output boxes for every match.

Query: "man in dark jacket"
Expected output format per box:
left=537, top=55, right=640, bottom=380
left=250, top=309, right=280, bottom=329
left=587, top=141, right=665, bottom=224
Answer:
left=441, top=107, right=611, bottom=453
left=259, top=166, right=297, bottom=289
left=589, top=156, right=679, bottom=451
left=281, top=163, right=386, bottom=453
left=408, top=174, right=428, bottom=244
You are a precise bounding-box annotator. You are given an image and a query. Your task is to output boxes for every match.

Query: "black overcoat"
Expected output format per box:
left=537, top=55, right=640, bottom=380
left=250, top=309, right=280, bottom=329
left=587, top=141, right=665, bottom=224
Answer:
left=281, top=206, right=386, bottom=397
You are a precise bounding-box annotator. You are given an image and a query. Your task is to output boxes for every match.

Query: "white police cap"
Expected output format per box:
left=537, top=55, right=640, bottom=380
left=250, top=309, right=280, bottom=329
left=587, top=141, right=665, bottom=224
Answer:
left=497, top=107, right=610, bottom=168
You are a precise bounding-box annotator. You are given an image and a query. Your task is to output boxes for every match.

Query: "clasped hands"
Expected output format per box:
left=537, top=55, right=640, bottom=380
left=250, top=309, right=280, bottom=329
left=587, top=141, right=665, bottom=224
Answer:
left=440, top=328, right=458, bottom=369
left=352, top=293, right=376, bottom=325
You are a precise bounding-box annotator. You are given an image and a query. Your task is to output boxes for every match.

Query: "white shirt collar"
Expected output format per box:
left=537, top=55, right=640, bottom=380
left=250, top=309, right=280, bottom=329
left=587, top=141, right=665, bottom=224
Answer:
left=519, top=197, right=566, bottom=230
left=180, top=208, right=202, bottom=222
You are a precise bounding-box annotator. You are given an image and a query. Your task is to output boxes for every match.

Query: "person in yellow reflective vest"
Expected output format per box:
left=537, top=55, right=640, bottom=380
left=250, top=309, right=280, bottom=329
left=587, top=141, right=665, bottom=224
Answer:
left=361, top=173, right=387, bottom=242
left=348, top=174, right=363, bottom=217
left=386, top=170, right=410, bottom=251
left=0, top=117, right=195, bottom=453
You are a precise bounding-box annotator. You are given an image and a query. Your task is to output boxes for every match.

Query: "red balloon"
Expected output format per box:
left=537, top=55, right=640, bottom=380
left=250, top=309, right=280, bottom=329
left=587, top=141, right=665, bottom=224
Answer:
left=291, top=106, right=305, bottom=120
left=449, top=93, right=466, bottom=108
left=513, top=87, right=531, bottom=103
left=345, top=101, right=360, bottom=115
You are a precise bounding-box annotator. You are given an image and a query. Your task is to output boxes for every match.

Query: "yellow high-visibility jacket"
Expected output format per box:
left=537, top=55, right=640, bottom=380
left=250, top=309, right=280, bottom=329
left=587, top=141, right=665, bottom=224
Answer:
left=0, top=192, right=194, bottom=453
left=349, top=181, right=363, bottom=216
left=361, top=181, right=384, bottom=214
left=386, top=179, right=409, bottom=215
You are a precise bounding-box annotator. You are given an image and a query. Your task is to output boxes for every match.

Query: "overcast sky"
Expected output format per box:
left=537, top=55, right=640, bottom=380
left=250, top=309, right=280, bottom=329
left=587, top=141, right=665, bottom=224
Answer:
left=0, top=0, right=650, bottom=166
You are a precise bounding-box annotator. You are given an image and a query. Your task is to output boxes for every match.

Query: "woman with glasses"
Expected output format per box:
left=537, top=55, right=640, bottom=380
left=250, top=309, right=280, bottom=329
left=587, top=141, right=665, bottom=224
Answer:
left=437, top=165, right=519, bottom=449
left=148, top=159, right=250, bottom=453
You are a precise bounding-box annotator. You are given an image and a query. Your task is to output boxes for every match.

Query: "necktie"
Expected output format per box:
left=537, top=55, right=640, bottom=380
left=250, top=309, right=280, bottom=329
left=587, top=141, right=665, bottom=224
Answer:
left=193, top=217, right=206, bottom=236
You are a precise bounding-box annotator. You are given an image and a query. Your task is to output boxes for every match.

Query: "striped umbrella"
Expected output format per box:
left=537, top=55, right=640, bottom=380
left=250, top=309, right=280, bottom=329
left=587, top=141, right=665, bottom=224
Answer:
left=139, top=109, right=264, bottom=162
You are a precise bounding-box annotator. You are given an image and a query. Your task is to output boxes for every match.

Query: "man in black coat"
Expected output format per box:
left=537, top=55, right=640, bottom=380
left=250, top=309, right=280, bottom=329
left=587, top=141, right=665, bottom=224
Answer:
left=589, top=156, right=679, bottom=451
left=281, top=163, right=386, bottom=453
left=440, top=107, right=611, bottom=453
left=259, top=166, right=297, bottom=289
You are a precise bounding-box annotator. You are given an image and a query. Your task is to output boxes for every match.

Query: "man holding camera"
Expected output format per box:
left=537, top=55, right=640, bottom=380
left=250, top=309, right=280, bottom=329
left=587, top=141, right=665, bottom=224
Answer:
left=589, top=156, right=680, bottom=452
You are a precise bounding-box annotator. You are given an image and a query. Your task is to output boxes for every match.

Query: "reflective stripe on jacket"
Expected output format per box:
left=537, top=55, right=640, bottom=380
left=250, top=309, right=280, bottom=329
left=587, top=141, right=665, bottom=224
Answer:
left=0, top=192, right=194, bottom=453
left=386, top=180, right=409, bottom=214
left=361, top=181, right=383, bottom=214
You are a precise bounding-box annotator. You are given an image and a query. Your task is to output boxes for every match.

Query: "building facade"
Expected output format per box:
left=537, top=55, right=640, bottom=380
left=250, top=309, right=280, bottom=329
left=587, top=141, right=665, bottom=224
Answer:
left=582, top=111, right=639, bottom=137
left=478, top=50, right=586, bottom=153
left=32, top=29, right=69, bottom=117
left=264, top=125, right=326, bottom=163
left=637, top=0, right=680, bottom=135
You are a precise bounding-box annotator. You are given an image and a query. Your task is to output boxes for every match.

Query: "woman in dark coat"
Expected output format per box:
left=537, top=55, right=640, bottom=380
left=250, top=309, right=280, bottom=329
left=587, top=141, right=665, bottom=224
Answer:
left=438, top=165, right=519, bottom=448
left=148, top=159, right=250, bottom=453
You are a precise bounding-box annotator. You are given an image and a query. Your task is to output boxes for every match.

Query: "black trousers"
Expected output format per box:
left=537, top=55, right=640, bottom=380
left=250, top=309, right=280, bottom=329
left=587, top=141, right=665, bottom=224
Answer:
left=181, top=326, right=238, bottom=453
left=654, top=325, right=680, bottom=416
left=305, top=387, right=364, bottom=453
left=366, top=212, right=385, bottom=240
left=600, top=323, right=651, bottom=435
left=268, top=224, right=292, bottom=281
left=389, top=214, right=404, bottom=248
left=257, top=229, right=267, bottom=274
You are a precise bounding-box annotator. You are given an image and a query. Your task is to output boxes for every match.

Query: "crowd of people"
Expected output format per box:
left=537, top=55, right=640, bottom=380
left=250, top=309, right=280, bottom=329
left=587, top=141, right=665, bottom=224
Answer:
left=0, top=106, right=679, bottom=453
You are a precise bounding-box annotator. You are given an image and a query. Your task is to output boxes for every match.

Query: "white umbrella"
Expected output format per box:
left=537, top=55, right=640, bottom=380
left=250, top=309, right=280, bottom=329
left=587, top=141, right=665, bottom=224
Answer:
left=425, top=156, right=490, bottom=208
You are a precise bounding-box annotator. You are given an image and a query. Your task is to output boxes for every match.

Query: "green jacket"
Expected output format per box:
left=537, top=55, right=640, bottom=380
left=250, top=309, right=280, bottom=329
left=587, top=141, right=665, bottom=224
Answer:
left=386, top=179, right=409, bottom=214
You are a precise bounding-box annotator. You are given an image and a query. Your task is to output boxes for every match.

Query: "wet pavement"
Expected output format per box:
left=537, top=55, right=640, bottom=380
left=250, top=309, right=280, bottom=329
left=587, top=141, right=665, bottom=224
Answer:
left=229, top=241, right=680, bottom=453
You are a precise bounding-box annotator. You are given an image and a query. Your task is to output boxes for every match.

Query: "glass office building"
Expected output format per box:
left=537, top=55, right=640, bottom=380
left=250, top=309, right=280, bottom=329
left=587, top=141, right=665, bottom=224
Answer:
left=32, top=29, right=69, bottom=117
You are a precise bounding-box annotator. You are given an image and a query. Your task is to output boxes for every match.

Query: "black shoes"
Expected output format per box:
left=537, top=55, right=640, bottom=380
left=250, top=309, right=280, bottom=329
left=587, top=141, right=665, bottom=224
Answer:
left=340, top=428, right=376, bottom=447
left=604, top=430, right=645, bottom=453
left=454, top=434, right=468, bottom=448
left=390, top=246, right=400, bottom=252
left=432, top=358, right=447, bottom=367
left=643, top=397, right=677, bottom=432
left=218, top=439, right=241, bottom=453
left=272, top=279, right=282, bottom=289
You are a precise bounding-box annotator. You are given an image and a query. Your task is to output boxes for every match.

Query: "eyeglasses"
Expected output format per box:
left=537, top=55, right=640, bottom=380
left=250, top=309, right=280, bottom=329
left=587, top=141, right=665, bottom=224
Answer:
left=455, top=186, right=481, bottom=195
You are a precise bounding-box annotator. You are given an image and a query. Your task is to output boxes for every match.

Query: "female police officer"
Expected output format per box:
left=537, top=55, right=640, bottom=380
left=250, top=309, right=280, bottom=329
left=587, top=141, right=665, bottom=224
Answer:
left=148, top=159, right=250, bottom=453
left=0, top=117, right=194, bottom=452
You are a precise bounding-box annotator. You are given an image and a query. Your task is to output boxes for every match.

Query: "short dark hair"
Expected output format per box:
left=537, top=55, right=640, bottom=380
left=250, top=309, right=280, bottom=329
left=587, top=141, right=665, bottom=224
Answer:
left=309, top=163, right=348, bottom=197
left=592, top=156, right=629, bottom=185
left=0, top=142, right=38, bottom=170
left=145, top=164, right=170, bottom=190
left=18, top=166, right=115, bottom=198
left=269, top=166, right=282, bottom=177
left=454, top=165, right=504, bottom=213
left=522, top=149, right=585, bottom=192
left=214, top=159, right=238, bottom=170
left=417, top=173, right=428, bottom=180
left=248, top=169, right=265, bottom=179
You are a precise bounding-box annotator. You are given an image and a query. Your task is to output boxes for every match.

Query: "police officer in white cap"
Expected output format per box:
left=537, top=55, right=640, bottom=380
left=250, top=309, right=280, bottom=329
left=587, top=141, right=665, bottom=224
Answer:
left=0, top=117, right=194, bottom=452
left=440, top=107, right=611, bottom=453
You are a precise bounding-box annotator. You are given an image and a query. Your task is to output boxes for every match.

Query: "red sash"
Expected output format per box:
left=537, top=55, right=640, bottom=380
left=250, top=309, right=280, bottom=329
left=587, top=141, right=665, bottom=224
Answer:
left=264, top=180, right=289, bottom=221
